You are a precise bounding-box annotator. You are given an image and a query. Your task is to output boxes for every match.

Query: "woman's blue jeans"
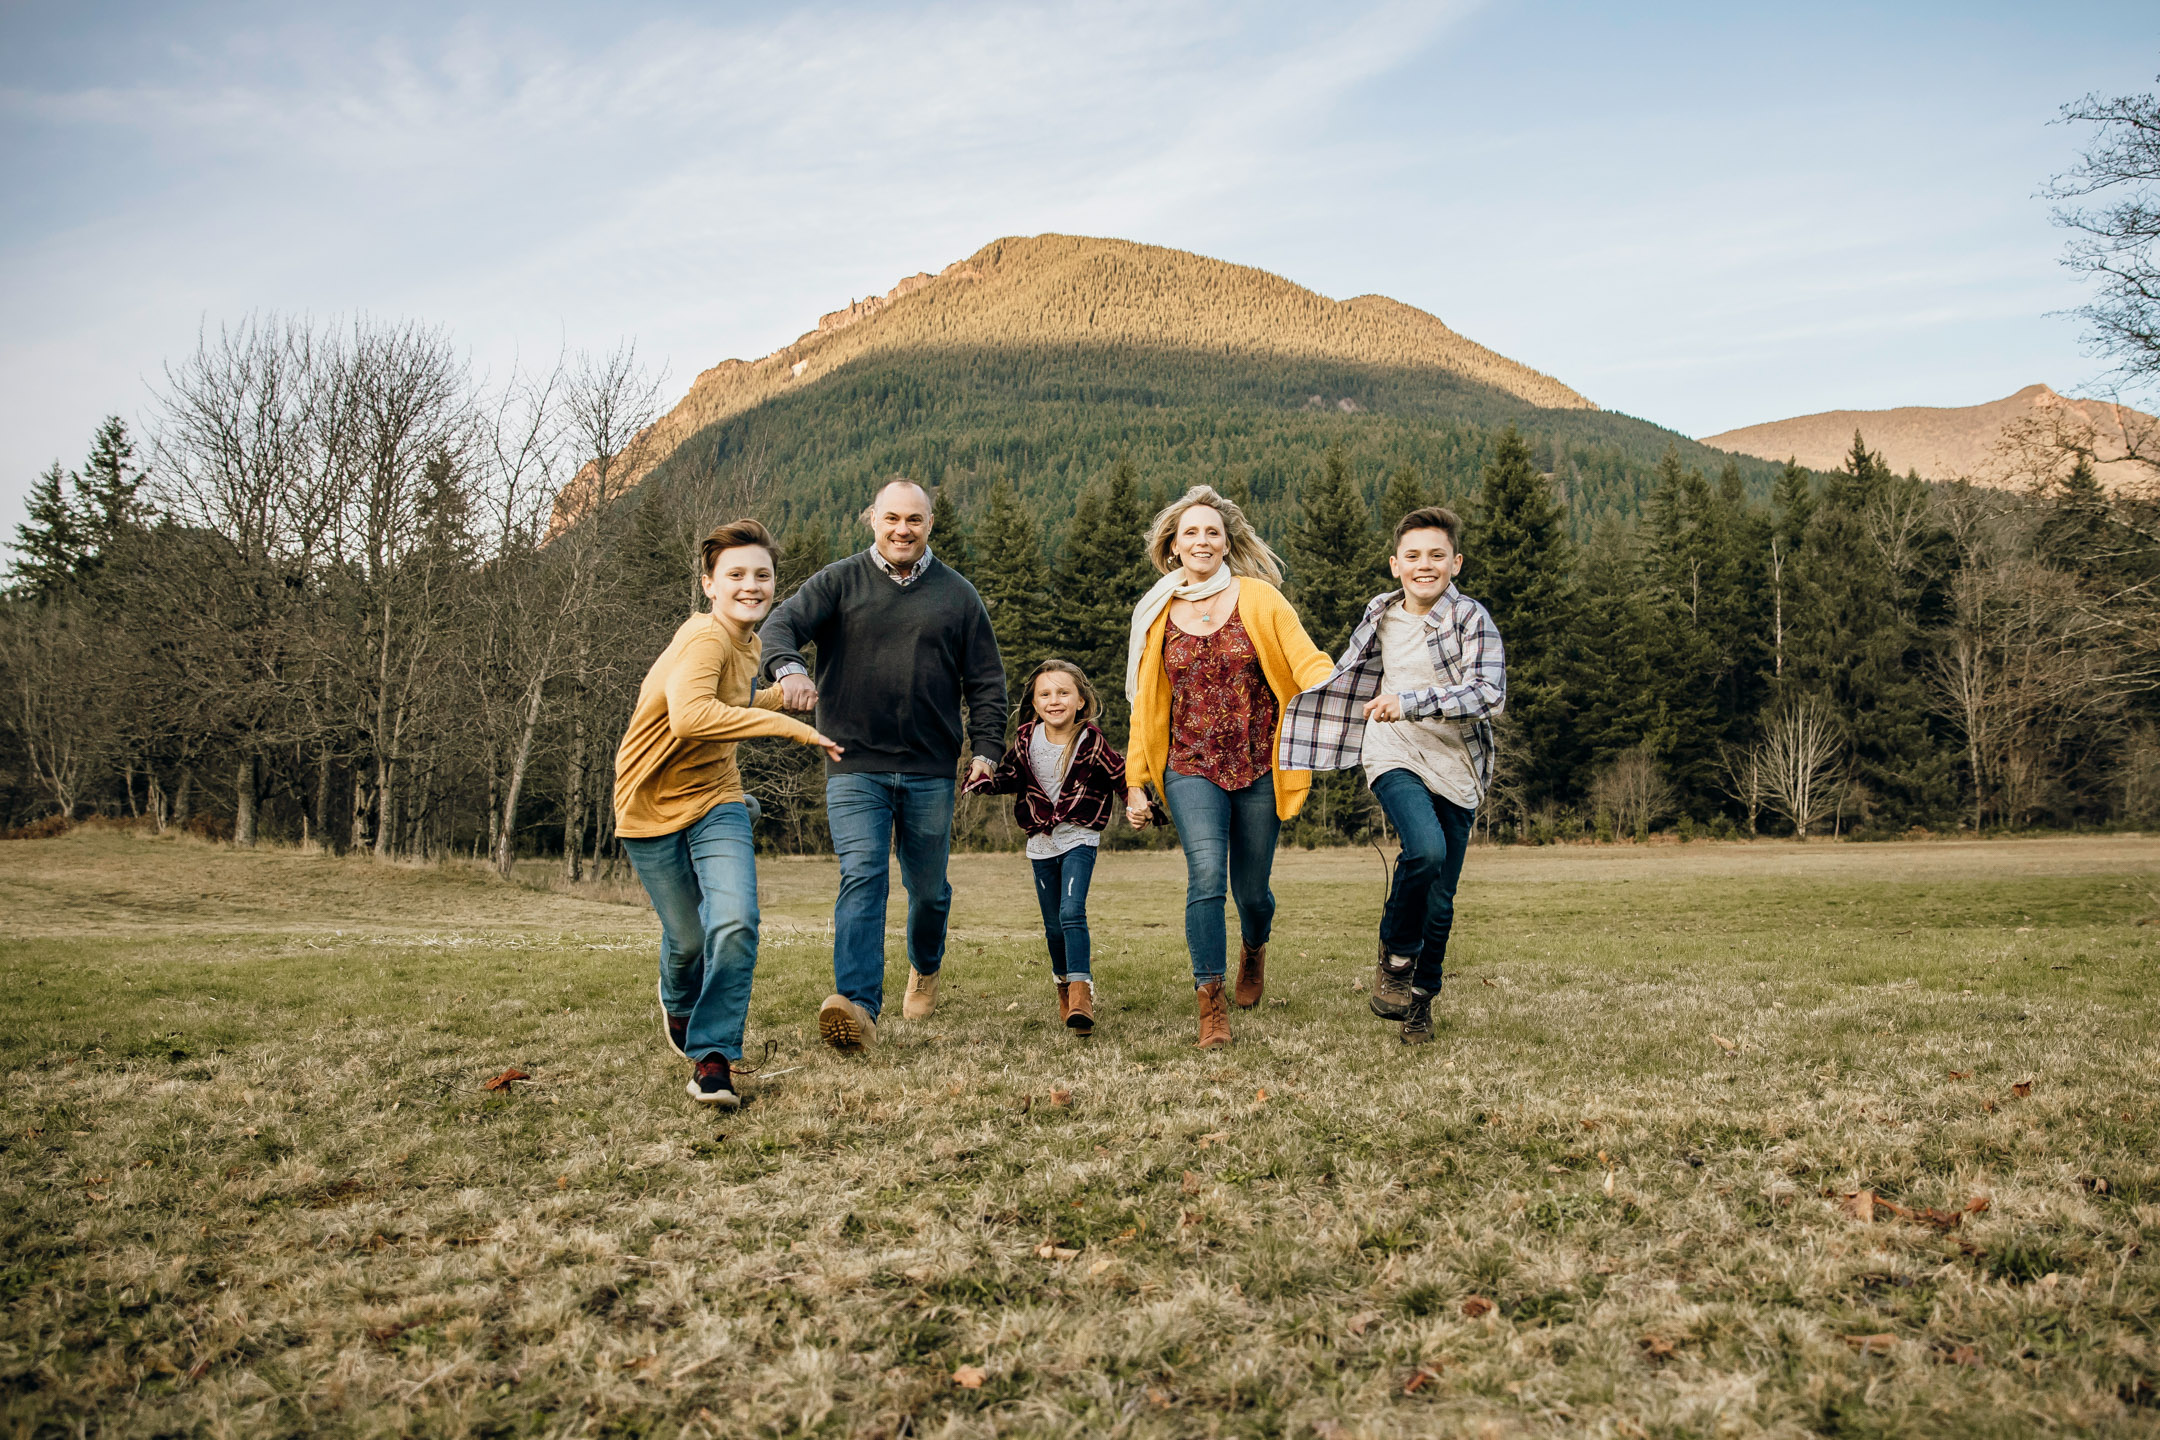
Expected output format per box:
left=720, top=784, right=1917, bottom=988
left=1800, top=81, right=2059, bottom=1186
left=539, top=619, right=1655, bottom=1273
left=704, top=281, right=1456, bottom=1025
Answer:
left=1369, top=768, right=1474, bottom=993
left=1161, top=768, right=1279, bottom=987
left=620, top=800, right=758, bottom=1061
left=1030, top=844, right=1098, bottom=981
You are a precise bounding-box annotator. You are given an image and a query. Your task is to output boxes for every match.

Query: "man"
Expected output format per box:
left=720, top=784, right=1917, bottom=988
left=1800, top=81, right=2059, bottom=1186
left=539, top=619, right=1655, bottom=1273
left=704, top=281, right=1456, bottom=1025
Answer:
left=1278, top=505, right=1506, bottom=1043
left=760, top=477, right=1007, bottom=1051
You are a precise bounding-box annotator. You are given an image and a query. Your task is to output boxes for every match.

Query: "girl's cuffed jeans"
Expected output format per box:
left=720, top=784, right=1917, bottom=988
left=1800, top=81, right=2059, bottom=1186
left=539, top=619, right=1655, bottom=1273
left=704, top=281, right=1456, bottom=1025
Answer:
left=1029, top=843, right=1098, bottom=981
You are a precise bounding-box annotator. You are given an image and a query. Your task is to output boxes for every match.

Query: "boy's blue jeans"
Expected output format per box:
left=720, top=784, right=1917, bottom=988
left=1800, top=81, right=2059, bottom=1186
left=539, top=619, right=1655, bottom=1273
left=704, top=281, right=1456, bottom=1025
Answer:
left=1369, top=768, right=1475, bottom=993
left=1161, top=768, right=1279, bottom=987
left=826, top=772, right=956, bottom=1020
left=620, top=800, right=758, bottom=1061
left=1029, top=844, right=1098, bottom=982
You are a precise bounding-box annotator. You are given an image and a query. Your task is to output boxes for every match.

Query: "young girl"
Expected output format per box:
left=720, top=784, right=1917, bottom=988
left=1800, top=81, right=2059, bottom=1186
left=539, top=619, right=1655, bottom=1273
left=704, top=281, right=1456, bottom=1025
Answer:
left=613, top=520, right=843, bottom=1108
left=964, top=658, right=1126, bottom=1033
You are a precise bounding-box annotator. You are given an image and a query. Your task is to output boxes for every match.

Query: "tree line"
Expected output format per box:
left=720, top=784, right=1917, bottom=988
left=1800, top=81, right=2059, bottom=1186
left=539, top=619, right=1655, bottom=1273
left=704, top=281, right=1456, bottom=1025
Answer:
left=5, top=315, right=2157, bottom=862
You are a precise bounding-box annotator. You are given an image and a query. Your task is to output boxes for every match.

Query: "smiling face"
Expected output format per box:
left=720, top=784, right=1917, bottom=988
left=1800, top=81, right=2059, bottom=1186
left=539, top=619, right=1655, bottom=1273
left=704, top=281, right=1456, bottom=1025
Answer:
left=702, top=544, right=777, bottom=627
left=1032, top=669, right=1082, bottom=731
left=1172, top=504, right=1228, bottom=579
left=1389, top=526, right=1462, bottom=607
left=869, top=481, right=933, bottom=568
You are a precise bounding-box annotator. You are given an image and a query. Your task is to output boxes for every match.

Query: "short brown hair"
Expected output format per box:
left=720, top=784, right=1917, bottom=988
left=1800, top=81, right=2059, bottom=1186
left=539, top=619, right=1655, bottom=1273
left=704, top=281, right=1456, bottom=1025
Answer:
left=1017, top=657, right=1101, bottom=727
left=1392, top=505, right=1462, bottom=553
left=701, top=519, right=776, bottom=576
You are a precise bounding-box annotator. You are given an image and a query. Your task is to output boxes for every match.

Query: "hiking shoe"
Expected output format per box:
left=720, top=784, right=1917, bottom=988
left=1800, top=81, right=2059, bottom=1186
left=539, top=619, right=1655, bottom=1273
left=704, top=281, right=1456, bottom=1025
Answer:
left=1234, top=941, right=1266, bottom=1009
left=1371, top=943, right=1415, bottom=1021
left=658, top=975, right=689, bottom=1057
left=1065, top=978, right=1095, bottom=1034
left=687, top=1054, right=740, bottom=1109
left=818, top=993, right=878, bottom=1054
left=902, top=967, right=938, bottom=1021
left=1401, top=987, right=1436, bottom=1045
left=1195, top=980, right=1231, bottom=1049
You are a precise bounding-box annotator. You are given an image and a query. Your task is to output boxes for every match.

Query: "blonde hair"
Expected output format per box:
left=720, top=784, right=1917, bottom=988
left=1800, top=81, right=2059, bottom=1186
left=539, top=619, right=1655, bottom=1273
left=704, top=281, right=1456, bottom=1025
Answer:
left=1017, top=657, right=1101, bottom=727
left=1144, top=484, right=1283, bottom=586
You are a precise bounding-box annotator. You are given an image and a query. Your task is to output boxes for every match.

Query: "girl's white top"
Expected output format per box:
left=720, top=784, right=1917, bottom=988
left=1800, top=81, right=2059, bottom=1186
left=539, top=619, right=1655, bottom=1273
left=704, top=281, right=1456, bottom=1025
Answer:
left=1025, top=725, right=1100, bottom=860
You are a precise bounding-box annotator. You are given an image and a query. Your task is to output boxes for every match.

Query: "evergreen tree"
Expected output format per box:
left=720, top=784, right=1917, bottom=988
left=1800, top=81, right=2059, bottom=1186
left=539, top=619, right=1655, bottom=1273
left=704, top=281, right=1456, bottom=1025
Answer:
left=777, top=523, right=832, bottom=599
left=1477, top=425, right=1577, bottom=804
left=931, top=484, right=973, bottom=580
left=73, top=417, right=151, bottom=566
left=1285, top=448, right=1378, bottom=654
left=1377, top=463, right=1426, bottom=535
left=10, top=461, right=87, bottom=601
left=1051, top=457, right=1152, bottom=711
left=971, top=475, right=1053, bottom=694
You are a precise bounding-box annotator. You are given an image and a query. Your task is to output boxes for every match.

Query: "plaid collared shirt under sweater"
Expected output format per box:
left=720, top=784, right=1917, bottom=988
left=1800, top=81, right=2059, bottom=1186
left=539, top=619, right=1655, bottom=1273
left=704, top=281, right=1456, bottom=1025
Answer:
left=1278, top=585, right=1507, bottom=798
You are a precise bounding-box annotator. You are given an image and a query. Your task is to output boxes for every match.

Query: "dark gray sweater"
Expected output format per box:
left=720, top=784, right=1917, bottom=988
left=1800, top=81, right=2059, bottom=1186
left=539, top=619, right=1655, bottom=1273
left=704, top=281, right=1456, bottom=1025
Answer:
left=758, top=551, right=1008, bottom=776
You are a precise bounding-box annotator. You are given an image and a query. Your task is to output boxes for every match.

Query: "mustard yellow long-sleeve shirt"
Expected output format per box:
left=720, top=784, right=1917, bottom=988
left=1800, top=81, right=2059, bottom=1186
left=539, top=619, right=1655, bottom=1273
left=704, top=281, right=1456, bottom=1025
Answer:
left=613, top=613, right=822, bottom=838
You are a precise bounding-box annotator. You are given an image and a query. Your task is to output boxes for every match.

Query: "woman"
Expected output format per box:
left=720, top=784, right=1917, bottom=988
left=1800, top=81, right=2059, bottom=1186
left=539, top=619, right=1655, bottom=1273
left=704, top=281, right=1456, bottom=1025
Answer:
left=614, top=520, right=843, bottom=1109
left=1124, top=485, right=1334, bottom=1047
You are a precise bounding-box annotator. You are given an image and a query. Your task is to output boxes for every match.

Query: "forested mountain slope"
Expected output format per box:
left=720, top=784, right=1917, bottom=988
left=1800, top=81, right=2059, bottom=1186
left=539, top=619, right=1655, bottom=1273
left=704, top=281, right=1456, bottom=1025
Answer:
left=610, top=234, right=1788, bottom=546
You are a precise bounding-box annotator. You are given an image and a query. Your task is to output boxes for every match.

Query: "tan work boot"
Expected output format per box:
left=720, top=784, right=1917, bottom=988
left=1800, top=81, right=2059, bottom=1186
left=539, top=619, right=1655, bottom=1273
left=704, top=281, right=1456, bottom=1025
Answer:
left=1065, top=979, right=1095, bottom=1034
left=817, top=993, right=878, bottom=1053
left=1234, top=941, right=1267, bottom=1009
left=1055, top=980, right=1072, bottom=1024
left=1195, top=980, right=1231, bottom=1049
left=902, top=967, right=938, bottom=1020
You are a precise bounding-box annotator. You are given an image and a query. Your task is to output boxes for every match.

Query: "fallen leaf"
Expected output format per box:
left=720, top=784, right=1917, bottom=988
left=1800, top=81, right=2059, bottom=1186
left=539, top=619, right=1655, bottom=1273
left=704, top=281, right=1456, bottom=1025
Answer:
left=1035, top=1243, right=1080, bottom=1260
left=2011, top=1079, right=2033, bottom=1098
left=1580, top=1119, right=1600, bottom=1130
left=1195, top=1130, right=1229, bottom=1149
left=1350, top=977, right=1367, bottom=992
left=1403, top=1364, right=1441, bottom=1394
left=1114, top=1226, right=1137, bottom=1241
left=1983, top=1099, right=1998, bottom=1113
left=1841, top=1190, right=1877, bottom=1223
left=1145, top=1387, right=1172, bottom=1408
left=1179, top=1210, right=1200, bottom=1228
left=2082, top=1176, right=2109, bottom=1194
left=1966, top=1195, right=1991, bottom=1213
left=1347, top=1309, right=1381, bottom=1336
left=1048, top=1089, right=1071, bottom=1106
left=1639, top=1335, right=1676, bottom=1360
left=1461, top=1295, right=1495, bottom=1318
left=1844, top=1332, right=1897, bottom=1355
left=1005, top=1001, right=1020, bottom=1012
left=1937, top=1342, right=1980, bottom=1367
left=1712, top=1034, right=1738, bottom=1053
left=556, top=1175, right=568, bottom=1189
left=2014, top=925, right=2033, bottom=933
left=903, top=1266, right=931, bottom=1282
left=1181, top=1171, right=1201, bottom=1195
left=946, top=1082, right=964, bottom=1097
left=1481, top=978, right=1497, bottom=988
left=1946, top=1070, right=1970, bottom=1079
left=1254, top=1088, right=1268, bottom=1103
left=1087, top=1258, right=1113, bottom=1277
left=952, top=1364, right=986, bottom=1389
left=481, top=1068, right=530, bottom=1092
left=1604, top=1169, right=1616, bottom=1197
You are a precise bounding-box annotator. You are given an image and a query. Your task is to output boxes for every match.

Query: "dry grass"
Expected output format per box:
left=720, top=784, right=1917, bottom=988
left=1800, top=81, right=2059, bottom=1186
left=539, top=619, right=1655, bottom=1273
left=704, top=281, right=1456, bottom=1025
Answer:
left=2, top=829, right=2157, bottom=1438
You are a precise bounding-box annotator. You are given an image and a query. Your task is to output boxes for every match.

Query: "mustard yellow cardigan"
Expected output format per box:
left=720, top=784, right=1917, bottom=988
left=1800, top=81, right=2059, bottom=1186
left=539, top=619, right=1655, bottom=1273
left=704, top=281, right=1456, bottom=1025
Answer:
left=1125, top=577, right=1337, bottom=820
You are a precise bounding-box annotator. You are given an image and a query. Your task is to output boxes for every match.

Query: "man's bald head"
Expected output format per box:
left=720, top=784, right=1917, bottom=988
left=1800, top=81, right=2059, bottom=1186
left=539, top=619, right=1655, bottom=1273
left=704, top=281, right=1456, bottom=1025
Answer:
left=864, top=476, right=934, bottom=569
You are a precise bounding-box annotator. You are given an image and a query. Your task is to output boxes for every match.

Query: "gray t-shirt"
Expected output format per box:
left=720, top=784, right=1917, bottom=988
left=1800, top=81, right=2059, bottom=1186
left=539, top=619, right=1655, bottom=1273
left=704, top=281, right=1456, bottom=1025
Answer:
left=1026, top=726, right=1100, bottom=859
left=1360, top=602, right=1481, bottom=809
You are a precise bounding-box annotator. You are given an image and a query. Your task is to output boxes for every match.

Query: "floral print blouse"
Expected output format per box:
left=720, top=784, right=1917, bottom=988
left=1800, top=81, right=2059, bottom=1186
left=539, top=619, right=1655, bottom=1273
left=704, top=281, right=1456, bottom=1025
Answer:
left=1163, top=609, right=1278, bottom=792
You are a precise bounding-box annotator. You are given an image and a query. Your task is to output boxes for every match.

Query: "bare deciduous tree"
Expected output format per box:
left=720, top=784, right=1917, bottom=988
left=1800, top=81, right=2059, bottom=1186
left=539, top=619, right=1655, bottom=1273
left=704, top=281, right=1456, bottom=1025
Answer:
left=1759, top=695, right=1844, bottom=840
left=1588, top=746, right=1673, bottom=841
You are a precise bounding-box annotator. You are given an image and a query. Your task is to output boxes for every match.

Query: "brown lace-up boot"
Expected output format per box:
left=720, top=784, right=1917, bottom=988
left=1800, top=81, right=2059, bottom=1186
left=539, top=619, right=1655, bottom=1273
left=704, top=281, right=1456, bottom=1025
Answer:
left=1055, top=980, right=1072, bottom=1024
left=1195, top=980, right=1232, bottom=1048
left=1234, top=941, right=1267, bottom=1009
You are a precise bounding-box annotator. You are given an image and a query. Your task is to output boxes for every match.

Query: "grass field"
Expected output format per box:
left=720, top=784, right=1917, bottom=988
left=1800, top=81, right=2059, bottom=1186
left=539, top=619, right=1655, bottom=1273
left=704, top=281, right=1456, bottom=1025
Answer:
left=3, top=829, right=2158, bottom=1439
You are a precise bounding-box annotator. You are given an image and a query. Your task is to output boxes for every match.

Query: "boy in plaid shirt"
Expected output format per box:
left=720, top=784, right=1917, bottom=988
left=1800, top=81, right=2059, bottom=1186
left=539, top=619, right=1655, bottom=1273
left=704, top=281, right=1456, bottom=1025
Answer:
left=1279, top=506, right=1506, bottom=1042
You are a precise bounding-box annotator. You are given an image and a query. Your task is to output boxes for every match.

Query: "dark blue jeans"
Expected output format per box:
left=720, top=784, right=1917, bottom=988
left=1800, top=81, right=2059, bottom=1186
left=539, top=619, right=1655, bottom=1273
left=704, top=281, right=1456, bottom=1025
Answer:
left=826, top=772, right=956, bottom=1020
left=1370, top=768, right=1475, bottom=993
left=620, top=800, right=759, bottom=1061
left=1161, top=767, right=1279, bottom=987
left=1030, top=844, right=1098, bottom=982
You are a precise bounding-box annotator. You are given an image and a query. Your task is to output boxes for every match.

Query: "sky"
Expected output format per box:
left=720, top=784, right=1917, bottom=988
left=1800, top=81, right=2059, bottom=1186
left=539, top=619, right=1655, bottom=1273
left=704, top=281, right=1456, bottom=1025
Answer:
left=1, top=0, right=2154, bottom=528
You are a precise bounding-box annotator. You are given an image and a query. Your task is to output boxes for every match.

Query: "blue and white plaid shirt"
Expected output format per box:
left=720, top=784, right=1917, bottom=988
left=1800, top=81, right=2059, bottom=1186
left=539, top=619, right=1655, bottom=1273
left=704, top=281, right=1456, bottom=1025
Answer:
left=1278, top=586, right=1507, bottom=797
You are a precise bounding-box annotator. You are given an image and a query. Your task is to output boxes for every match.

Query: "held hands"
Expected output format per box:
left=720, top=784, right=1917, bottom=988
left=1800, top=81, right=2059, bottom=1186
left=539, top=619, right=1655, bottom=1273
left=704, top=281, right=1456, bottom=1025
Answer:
left=1125, top=785, right=1152, bottom=829
left=968, top=757, right=996, bottom=785
left=777, top=673, right=819, bottom=711
left=1362, top=692, right=1406, bottom=724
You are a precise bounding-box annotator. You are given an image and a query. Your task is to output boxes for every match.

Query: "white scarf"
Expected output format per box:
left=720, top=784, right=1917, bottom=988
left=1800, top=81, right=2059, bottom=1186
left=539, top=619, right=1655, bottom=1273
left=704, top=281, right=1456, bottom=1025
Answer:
left=1125, top=566, right=1236, bottom=700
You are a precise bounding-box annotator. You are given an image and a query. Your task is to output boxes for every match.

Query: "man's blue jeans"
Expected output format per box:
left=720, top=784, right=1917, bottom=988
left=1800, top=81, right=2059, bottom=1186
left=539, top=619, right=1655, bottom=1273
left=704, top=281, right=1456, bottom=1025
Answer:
left=1369, top=768, right=1475, bottom=993
left=1030, top=844, right=1098, bottom=982
left=1161, top=768, right=1279, bottom=987
left=620, top=800, right=758, bottom=1061
left=827, top=772, right=956, bottom=1020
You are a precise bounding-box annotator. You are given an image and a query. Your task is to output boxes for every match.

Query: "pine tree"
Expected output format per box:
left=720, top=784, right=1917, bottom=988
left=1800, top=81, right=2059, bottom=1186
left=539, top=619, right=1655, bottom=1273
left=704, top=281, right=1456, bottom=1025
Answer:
left=73, top=417, right=151, bottom=565
left=971, top=475, right=1053, bottom=693
left=931, top=484, right=973, bottom=580
left=1052, top=458, right=1152, bottom=708
left=777, top=523, right=832, bottom=599
left=1286, top=448, right=1378, bottom=654
left=10, top=461, right=87, bottom=602
left=1476, top=424, right=1577, bottom=806
left=1377, top=463, right=1426, bottom=536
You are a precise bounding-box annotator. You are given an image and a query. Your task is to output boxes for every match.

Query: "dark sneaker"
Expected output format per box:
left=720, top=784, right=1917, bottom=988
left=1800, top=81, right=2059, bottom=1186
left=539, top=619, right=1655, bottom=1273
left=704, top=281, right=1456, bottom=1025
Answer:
left=1371, top=942, right=1415, bottom=1021
left=1400, top=988, right=1436, bottom=1045
left=687, top=1054, right=741, bottom=1109
left=659, top=975, right=689, bottom=1058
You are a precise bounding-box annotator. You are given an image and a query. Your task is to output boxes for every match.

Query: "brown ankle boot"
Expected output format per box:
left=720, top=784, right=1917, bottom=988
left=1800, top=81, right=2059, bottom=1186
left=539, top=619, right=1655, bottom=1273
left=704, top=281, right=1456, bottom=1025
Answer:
left=1195, top=980, right=1231, bottom=1049
left=1234, top=941, right=1266, bottom=1009
left=1056, top=980, right=1071, bottom=1024
left=1065, top=979, right=1094, bottom=1034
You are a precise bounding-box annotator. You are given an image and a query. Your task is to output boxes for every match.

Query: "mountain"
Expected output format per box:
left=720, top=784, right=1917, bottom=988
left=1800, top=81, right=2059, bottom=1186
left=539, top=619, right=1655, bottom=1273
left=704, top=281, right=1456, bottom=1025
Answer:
left=592, top=234, right=1789, bottom=546
left=1701, top=384, right=2157, bottom=493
